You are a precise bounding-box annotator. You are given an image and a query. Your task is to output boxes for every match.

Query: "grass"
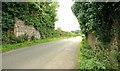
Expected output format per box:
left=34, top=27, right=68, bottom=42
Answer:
left=1, top=37, right=70, bottom=52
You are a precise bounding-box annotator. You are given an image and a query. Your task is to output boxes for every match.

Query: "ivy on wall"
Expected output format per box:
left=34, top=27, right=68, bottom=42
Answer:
left=72, top=2, right=120, bottom=69
left=2, top=2, right=58, bottom=41
left=2, top=2, right=76, bottom=44
left=72, top=2, right=120, bottom=43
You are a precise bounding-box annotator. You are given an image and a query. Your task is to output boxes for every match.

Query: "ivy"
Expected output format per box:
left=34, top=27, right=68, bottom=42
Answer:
left=2, top=2, right=58, bottom=40
left=72, top=2, right=120, bottom=69
left=72, top=2, right=120, bottom=43
left=2, top=2, right=76, bottom=44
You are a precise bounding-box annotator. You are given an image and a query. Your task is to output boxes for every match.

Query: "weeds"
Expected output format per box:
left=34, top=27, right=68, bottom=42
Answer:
left=78, top=38, right=119, bottom=70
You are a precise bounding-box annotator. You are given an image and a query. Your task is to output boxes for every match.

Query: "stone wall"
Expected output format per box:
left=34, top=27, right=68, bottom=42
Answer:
left=14, top=17, right=40, bottom=40
left=110, top=36, right=119, bottom=50
left=87, top=32, right=119, bottom=50
left=87, top=32, right=100, bottom=48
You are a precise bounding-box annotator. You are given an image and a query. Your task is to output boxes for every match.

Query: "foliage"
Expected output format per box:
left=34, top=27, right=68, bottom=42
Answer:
left=79, top=38, right=119, bottom=70
left=72, top=2, right=120, bottom=43
left=71, top=30, right=82, bottom=36
left=72, top=2, right=120, bottom=69
left=2, top=32, right=29, bottom=44
left=2, top=2, right=59, bottom=43
left=54, top=28, right=76, bottom=38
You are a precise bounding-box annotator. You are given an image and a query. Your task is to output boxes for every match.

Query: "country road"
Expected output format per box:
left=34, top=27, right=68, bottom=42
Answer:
left=2, top=36, right=82, bottom=69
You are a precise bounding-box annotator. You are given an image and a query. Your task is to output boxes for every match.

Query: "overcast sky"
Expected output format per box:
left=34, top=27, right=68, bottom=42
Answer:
left=55, top=0, right=80, bottom=32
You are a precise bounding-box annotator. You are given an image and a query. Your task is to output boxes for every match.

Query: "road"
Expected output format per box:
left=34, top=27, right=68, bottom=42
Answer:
left=2, top=36, right=82, bottom=69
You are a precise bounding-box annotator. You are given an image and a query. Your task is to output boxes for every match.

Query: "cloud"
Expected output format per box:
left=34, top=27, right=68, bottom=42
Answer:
left=55, top=0, right=80, bottom=32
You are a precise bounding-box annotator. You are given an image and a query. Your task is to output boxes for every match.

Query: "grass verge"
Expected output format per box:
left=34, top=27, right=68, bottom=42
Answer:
left=78, top=37, right=120, bottom=70
left=1, top=37, right=70, bottom=52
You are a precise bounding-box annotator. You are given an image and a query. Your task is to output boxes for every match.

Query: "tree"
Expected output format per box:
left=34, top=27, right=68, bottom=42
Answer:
left=72, top=2, right=120, bottom=69
left=72, top=2, right=120, bottom=43
left=2, top=2, right=58, bottom=43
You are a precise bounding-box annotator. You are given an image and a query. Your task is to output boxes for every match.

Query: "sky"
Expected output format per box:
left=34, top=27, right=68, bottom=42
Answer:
left=55, top=0, right=80, bottom=32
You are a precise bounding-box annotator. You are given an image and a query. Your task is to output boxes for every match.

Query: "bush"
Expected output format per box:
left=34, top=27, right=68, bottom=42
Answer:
left=2, top=32, right=29, bottom=44
left=79, top=37, right=119, bottom=70
left=14, top=34, right=29, bottom=43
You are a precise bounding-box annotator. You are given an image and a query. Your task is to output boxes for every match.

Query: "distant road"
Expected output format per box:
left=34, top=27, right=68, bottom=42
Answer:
left=2, top=36, right=82, bottom=69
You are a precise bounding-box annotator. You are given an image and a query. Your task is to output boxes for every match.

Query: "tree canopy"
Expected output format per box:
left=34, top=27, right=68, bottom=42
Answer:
left=72, top=2, right=120, bottom=43
left=2, top=2, right=58, bottom=39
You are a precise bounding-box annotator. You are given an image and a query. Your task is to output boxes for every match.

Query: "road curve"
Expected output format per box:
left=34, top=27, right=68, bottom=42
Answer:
left=2, top=36, right=82, bottom=69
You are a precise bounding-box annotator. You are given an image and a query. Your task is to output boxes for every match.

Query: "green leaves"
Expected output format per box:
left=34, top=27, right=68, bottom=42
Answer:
left=72, top=2, right=120, bottom=43
left=79, top=38, right=113, bottom=69
left=2, top=2, right=59, bottom=43
left=2, top=2, right=73, bottom=43
left=73, top=2, right=120, bottom=69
